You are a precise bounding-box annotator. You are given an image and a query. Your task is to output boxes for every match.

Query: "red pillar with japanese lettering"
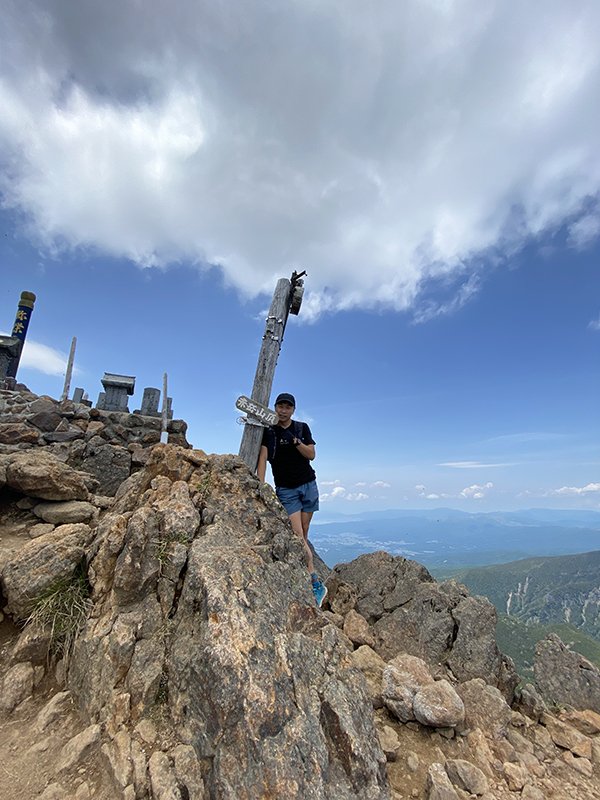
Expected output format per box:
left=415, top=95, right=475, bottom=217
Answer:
left=6, top=291, right=36, bottom=379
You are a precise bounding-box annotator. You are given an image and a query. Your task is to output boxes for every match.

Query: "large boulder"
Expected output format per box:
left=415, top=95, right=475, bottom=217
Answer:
left=327, top=552, right=517, bottom=697
left=78, top=437, right=132, bottom=496
left=534, top=634, right=600, bottom=713
left=1, top=451, right=96, bottom=500
left=68, top=446, right=390, bottom=800
left=1, top=523, right=94, bottom=619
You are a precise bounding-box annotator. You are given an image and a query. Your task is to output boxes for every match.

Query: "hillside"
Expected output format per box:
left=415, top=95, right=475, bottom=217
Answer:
left=496, top=615, right=600, bottom=680
left=451, top=551, right=600, bottom=640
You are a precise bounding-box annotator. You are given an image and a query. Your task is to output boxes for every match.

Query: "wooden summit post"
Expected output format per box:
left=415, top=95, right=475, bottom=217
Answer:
left=238, top=271, right=305, bottom=470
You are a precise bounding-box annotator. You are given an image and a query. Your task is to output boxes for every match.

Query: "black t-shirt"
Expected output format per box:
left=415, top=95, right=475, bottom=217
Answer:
left=262, top=421, right=316, bottom=489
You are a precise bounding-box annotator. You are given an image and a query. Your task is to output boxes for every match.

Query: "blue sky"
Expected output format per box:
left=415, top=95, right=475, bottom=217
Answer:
left=1, top=1, right=599, bottom=513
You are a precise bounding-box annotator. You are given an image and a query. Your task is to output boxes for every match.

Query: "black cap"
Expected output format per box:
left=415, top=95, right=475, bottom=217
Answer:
left=275, top=392, right=296, bottom=407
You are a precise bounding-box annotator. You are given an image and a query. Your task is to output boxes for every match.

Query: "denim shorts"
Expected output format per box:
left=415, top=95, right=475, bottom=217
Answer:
left=276, top=480, right=320, bottom=515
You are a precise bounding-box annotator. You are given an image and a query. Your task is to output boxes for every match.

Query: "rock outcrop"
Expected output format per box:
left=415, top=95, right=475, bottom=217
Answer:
left=1, top=388, right=600, bottom=800
left=534, top=633, right=600, bottom=713
left=0, top=389, right=190, bottom=496
left=326, top=551, right=518, bottom=699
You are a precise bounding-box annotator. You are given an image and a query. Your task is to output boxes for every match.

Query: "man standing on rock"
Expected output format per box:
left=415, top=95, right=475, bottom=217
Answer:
left=257, top=392, right=327, bottom=607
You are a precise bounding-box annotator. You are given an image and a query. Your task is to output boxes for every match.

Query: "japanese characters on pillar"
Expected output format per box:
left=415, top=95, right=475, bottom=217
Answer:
left=6, top=291, right=36, bottom=379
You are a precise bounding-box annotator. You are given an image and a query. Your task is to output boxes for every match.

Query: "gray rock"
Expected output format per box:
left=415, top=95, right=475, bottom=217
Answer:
left=0, top=423, right=40, bottom=444
left=413, top=680, right=465, bottom=728
left=534, top=633, right=600, bottom=713
left=426, top=762, right=459, bottom=800
left=80, top=439, right=131, bottom=496
left=1, top=522, right=93, bottom=619
left=329, top=552, right=517, bottom=696
left=515, top=682, right=547, bottom=721
left=445, top=759, right=488, bottom=795
left=148, top=752, right=182, bottom=800
left=456, top=678, right=512, bottom=739
left=171, top=744, right=206, bottom=799
left=28, top=409, right=63, bottom=431
left=349, top=645, right=387, bottom=708
left=3, top=450, right=95, bottom=499
left=0, top=661, right=34, bottom=712
left=58, top=724, right=101, bottom=772
left=11, top=625, right=52, bottom=664
left=382, top=654, right=434, bottom=723
left=39, top=784, right=67, bottom=800
left=33, top=500, right=96, bottom=524
left=28, top=522, right=55, bottom=538
left=35, top=691, right=72, bottom=732
left=377, top=725, right=400, bottom=761
left=343, top=608, right=376, bottom=647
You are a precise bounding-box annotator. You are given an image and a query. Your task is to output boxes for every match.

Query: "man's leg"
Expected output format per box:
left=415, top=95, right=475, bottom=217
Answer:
left=301, top=511, right=313, bottom=537
left=288, top=510, right=315, bottom=573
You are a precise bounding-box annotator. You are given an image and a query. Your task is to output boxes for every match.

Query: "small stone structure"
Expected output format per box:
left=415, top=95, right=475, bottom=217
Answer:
left=97, top=373, right=135, bottom=412
left=0, top=335, right=21, bottom=383
left=0, top=388, right=190, bottom=495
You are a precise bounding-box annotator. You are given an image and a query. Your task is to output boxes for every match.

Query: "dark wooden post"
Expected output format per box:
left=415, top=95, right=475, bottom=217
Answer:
left=239, top=273, right=304, bottom=470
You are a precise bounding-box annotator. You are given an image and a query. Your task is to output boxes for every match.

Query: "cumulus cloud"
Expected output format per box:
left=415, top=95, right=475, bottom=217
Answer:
left=0, top=334, right=68, bottom=376
left=551, top=482, right=600, bottom=496
left=320, top=483, right=368, bottom=502
left=1, top=1, right=600, bottom=317
left=460, top=482, right=494, bottom=499
left=372, top=480, right=391, bottom=488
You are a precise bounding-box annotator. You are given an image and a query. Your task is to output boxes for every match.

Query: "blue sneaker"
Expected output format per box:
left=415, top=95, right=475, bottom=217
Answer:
left=312, top=580, right=328, bottom=608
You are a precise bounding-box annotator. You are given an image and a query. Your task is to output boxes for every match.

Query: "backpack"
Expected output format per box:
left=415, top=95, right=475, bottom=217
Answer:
left=265, top=420, right=304, bottom=464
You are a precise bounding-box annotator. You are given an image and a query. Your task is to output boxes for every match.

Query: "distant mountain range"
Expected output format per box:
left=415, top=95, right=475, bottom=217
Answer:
left=312, top=508, right=600, bottom=569
left=445, top=550, right=600, bottom=640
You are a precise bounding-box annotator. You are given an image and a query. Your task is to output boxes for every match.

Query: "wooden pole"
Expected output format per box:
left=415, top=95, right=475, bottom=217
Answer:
left=239, top=278, right=292, bottom=470
left=61, top=336, right=77, bottom=402
left=160, top=372, right=169, bottom=444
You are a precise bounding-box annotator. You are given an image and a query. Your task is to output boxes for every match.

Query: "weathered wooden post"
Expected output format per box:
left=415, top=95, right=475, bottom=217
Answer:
left=60, top=336, right=77, bottom=402
left=160, top=372, right=169, bottom=443
left=239, top=271, right=305, bottom=470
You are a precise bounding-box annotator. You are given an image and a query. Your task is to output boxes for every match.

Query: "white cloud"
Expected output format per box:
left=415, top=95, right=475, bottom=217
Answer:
left=439, top=461, right=515, bottom=468
left=372, top=480, right=391, bottom=488
left=346, top=492, right=369, bottom=502
left=568, top=208, right=600, bottom=249
left=415, top=484, right=426, bottom=494
left=0, top=334, right=68, bottom=376
left=588, top=314, right=600, bottom=332
left=460, top=482, right=494, bottom=499
left=425, top=493, right=440, bottom=500
left=1, top=1, right=600, bottom=317
left=320, top=483, right=368, bottom=502
left=552, top=482, right=600, bottom=496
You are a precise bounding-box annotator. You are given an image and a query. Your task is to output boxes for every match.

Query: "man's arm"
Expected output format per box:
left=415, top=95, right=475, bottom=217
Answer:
left=257, top=445, right=268, bottom=481
left=294, top=439, right=315, bottom=460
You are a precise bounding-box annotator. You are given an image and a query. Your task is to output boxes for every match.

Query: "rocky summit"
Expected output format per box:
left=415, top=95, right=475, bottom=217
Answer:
left=1, top=388, right=600, bottom=799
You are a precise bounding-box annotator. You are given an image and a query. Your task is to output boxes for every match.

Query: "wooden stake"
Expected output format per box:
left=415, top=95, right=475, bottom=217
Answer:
left=239, top=278, right=292, bottom=469
left=61, top=336, right=77, bottom=402
left=160, top=373, right=169, bottom=444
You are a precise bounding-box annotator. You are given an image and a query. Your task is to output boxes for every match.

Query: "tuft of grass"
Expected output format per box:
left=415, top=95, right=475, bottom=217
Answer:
left=25, top=567, right=92, bottom=660
left=194, top=473, right=213, bottom=504
left=152, top=529, right=192, bottom=574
